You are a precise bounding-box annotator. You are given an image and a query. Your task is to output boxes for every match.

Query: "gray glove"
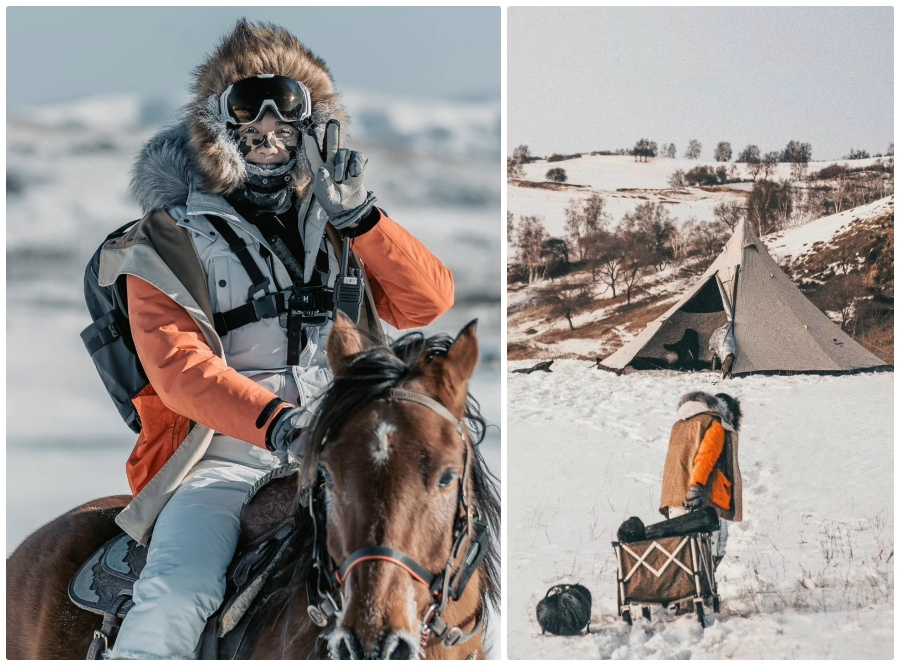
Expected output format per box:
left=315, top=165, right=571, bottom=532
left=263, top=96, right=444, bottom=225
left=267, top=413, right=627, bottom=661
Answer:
left=683, top=484, right=704, bottom=511
left=302, top=120, right=376, bottom=229
left=266, top=406, right=307, bottom=454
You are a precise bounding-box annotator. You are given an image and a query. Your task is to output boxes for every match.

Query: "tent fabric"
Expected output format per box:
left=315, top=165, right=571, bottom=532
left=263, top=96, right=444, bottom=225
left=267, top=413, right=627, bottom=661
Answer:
left=602, top=219, right=886, bottom=374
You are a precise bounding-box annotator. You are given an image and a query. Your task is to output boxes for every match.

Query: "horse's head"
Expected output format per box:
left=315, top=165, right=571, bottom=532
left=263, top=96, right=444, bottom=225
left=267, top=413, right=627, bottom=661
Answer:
left=298, top=314, right=494, bottom=659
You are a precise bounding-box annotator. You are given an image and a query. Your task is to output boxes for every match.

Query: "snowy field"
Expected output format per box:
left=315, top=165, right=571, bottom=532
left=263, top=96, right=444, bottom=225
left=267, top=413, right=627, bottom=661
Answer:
left=508, top=362, right=893, bottom=659
left=508, top=155, right=883, bottom=241
left=6, top=91, right=502, bottom=556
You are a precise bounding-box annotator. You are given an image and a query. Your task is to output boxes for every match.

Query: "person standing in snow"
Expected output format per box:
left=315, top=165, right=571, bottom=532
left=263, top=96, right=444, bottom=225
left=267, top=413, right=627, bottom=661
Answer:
left=104, top=20, right=453, bottom=659
left=659, top=391, right=743, bottom=567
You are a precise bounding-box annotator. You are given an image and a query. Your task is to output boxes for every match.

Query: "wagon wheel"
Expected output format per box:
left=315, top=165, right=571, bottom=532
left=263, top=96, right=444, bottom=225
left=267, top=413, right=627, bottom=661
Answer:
left=622, top=608, right=633, bottom=626
left=694, top=600, right=705, bottom=628
left=641, top=606, right=651, bottom=621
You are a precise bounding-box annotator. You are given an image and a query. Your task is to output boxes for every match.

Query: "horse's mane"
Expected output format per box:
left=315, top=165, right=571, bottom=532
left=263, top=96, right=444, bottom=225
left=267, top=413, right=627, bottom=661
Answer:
left=270, top=330, right=500, bottom=654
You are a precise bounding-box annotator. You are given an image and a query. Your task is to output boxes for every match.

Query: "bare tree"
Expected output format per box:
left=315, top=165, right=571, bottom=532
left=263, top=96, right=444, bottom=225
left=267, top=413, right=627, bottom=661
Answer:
left=507, top=211, right=515, bottom=243
left=714, top=142, right=733, bottom=162
left=664, top=143, right=677, bottom=159
left=668, top=169, right=687, bottom=188
left=542, top=281, right=593, bottom=330
left=565, top=194, right=609, bottom=260
left=620, top=201, right=677, bottom=270
left=515, top=215, right=549, bottom=283
left=507, top=157, right=523, bottom=181
left=747, top=180, right=792, bottom=236
left=619, top=230, right=654, bottom=304
left=760, top=151, right=780, bottom=181
left=632, top=138, right=658, bottom=162
left=782, top=140, right=812, bottom=181
left=713, top=201, right=744, bottom=231
left=512, top=145, right=532, bottom=163
left=595, top=233, right=624, bottom=298
left=737, top=144, right=762, bottom=181
left=686, top=218, right=730, bottom=259
left=685, top=139, right=702, bottom=160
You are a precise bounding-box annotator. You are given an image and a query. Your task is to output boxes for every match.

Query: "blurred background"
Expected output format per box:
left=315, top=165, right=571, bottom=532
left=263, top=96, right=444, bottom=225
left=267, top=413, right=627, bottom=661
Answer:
left=6, top=4, right=501, bottom=579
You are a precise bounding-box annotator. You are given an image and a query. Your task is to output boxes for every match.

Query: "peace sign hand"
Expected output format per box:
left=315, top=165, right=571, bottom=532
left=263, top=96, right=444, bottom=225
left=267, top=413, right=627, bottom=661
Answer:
left=302, top=119, right=376, bottom=230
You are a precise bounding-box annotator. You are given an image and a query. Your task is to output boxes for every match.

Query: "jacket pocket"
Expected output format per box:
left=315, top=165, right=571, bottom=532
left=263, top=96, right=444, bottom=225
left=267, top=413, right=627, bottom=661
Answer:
left=710, top=469, right=732, bottom=510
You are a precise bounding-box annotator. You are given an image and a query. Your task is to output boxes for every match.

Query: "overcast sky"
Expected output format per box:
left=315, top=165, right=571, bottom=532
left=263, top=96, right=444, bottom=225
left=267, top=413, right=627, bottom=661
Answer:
left=509, top=7, right=893, bottom=161
left=7, top=7, right=499, bottom=107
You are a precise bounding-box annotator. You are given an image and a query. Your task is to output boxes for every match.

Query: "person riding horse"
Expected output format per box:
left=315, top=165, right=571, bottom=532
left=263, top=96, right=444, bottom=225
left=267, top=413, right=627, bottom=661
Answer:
left=104, top=20, right=453, bottom=659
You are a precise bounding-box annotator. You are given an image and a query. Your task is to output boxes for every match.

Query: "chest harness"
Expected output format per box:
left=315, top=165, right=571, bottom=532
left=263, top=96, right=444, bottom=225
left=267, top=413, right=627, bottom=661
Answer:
left=206, top=215, right=362, bottom=365
left=304, top=388, right=491, bottom=651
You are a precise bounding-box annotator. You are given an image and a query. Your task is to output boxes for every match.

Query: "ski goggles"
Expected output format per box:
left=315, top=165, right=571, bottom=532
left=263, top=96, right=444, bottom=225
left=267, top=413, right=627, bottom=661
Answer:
left=219, top=74, right=312, bottom=126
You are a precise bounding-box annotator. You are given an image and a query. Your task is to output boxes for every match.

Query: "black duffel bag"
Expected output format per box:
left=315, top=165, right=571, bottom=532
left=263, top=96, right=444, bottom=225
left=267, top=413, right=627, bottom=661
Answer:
left=536, top=583, right=592, bottom=636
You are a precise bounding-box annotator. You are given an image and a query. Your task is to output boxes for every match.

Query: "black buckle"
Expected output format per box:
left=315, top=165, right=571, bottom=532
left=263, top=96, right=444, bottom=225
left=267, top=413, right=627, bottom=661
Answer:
left=250, top=293, right=279, bottom=319
left=247, top=278, right=272, bottom=301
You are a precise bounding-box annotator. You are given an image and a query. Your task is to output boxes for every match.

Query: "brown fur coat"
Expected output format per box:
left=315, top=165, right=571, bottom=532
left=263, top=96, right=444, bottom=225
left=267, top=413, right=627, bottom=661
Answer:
left=659, top=395, right=743, bottom=522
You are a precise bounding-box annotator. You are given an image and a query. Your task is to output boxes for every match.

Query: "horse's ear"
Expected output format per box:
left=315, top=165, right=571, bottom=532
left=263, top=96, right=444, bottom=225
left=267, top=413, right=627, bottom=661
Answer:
left=327, top=311, right=366, bottom=376
left=429, top=319, right=479, bottom=413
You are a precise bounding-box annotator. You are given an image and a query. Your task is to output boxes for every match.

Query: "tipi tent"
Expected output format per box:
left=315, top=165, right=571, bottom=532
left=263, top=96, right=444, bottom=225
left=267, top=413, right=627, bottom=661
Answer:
left=601, top=219, right=887, bottom=375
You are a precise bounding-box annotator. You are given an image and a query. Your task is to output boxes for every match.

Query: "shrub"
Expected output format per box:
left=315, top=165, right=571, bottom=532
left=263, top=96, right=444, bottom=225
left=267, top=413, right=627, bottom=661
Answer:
left=546, top=168, right=568, bottom=183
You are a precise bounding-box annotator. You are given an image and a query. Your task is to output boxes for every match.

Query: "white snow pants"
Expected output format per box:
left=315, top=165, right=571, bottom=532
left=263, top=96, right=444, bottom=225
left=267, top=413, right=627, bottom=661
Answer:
left=665, top=506, right=729, bottom=558
left=107, top=458, right=274, bottom=660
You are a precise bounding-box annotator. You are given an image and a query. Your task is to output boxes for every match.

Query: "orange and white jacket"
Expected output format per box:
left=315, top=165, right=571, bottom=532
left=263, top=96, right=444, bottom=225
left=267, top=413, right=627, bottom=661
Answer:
left=99, top=196, right=453, bottom=544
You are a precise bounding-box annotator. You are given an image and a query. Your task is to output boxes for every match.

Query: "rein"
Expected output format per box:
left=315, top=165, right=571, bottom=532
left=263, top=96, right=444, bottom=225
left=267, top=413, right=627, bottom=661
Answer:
left=305, top=387, right=489, bottom=650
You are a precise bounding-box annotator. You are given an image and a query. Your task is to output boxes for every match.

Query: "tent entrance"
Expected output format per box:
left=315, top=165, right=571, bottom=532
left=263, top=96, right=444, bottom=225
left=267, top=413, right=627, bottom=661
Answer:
left=631, top=276, right=729, bottom=369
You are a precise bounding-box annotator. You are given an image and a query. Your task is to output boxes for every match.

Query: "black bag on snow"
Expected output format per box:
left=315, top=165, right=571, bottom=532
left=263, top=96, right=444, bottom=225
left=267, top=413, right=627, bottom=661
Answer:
left=536, top=583, right=592, bottom=636
left=80, top=220, right=148, bottom=433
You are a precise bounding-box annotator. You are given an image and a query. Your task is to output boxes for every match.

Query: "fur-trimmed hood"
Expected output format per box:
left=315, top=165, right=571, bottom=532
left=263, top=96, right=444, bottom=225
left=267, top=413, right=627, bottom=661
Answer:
left=677, top=391, right=741, bottom=432
left=130, top=19, right=347, bottom=213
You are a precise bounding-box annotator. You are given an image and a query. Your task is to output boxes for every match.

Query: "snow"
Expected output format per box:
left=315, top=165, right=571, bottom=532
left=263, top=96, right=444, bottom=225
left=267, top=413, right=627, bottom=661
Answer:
left=508, top=155, right=884, bottom=242
left=508, top=362, right=893, bottom=659
left=765, top=196, right=894, bottom=261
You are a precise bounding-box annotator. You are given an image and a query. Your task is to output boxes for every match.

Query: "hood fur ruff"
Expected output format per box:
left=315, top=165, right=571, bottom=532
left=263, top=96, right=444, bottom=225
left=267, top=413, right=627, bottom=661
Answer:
left=130, top=19, right=348, bottom=212
left=677, top=391, right=740, bottom=432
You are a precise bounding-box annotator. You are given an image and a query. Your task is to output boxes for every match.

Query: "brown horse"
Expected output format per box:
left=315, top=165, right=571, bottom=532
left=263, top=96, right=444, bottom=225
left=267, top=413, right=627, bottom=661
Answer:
left=7, top=314, right=499, bottom=659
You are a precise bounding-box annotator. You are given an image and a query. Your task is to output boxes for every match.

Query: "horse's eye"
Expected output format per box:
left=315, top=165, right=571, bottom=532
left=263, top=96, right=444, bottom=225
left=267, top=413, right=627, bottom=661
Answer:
left=437, top=471, right=456, bottom=489
left=319, top=467, right=334, bottom=487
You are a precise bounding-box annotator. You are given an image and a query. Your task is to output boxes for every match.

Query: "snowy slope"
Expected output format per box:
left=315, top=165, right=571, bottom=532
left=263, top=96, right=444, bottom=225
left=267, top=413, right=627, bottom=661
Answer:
left=508, top=362, right=893, bottom=659
left=766, top=196, right=894, bottom=261
left=508, top=193, right=893, bottom=361
left=508, top=155, right=881, bottom=241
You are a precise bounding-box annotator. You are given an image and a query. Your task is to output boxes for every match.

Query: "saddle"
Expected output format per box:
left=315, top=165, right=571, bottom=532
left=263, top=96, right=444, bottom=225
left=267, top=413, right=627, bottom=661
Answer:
left=68, top=470, right=303, bottom=659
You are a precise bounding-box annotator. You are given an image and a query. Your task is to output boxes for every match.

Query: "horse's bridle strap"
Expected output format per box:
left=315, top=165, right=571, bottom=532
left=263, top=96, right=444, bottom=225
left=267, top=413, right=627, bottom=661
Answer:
left=336, top=546, right=438, bottom=589
left=386, top=388, right=464, bottom=435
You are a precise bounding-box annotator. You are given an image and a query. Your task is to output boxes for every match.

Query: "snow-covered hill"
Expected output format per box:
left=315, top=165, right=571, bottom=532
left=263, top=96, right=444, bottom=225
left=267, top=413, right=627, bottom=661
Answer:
left=508, top=362, right=893, bottom=659
left=508, top=197, right=893, bottom=362
left=508, top=155, right=883, bottom=241
left=766, top=196, right=894, bottom=262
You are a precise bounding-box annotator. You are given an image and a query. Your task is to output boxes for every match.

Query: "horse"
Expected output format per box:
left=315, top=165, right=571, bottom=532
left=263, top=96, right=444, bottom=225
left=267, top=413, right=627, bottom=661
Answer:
left=6, top=313, right=500, bottom=659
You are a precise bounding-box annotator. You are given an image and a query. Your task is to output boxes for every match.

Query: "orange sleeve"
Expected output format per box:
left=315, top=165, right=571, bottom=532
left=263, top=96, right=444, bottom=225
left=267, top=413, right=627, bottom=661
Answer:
left=689, top=421, right=726, bottom=486
left=349, top=210, right=454, bottom=329
left=126, top=275, right=291, bottom=449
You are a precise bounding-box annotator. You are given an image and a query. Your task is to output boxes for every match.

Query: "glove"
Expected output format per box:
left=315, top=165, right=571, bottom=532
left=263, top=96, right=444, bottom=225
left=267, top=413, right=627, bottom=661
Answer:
left=265, top=406, right=307, bottom=454
left=683, top=484, right=704, bottom=511
left=302, top=119, right=377, bottom=229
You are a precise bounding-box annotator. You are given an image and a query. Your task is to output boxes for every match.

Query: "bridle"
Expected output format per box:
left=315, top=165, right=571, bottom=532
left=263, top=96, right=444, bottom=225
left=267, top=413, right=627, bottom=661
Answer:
left=305, top=388, right=490, bottom=650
